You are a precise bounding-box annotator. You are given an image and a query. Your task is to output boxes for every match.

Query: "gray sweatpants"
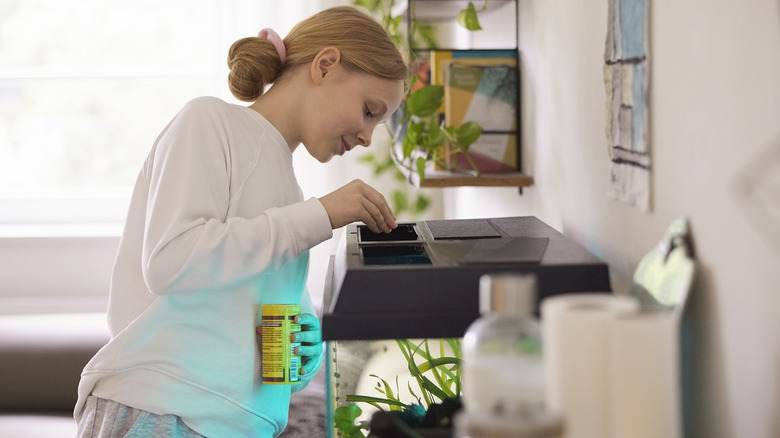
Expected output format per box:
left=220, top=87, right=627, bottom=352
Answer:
left=76, top=396, right=205, bottom=438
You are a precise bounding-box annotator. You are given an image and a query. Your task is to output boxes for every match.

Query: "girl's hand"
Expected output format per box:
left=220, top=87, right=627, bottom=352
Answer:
left=319, top=179, right=397, bottom=233
left=291, top=313, right=323, bottom=377
left=257, top=313, right=323, bottom=378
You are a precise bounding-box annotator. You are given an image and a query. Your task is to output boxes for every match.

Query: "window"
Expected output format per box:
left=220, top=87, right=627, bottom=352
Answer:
left=0, top=0, right=329, bottom=228
left=0, top=0, right=343, bottom=311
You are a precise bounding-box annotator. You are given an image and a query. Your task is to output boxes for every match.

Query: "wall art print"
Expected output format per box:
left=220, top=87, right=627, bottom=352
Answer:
left=604, top=0, right=650, bottom=211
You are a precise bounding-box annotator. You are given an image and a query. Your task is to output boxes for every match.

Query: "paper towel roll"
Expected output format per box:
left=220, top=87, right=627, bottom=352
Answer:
left=541, top=293, right=639, bottom=438
left=609, top=313, right=681, bottom=438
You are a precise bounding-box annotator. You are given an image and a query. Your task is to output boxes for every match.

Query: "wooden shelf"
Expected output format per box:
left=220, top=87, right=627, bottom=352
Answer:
left=408, top=169, right=534, bottom=188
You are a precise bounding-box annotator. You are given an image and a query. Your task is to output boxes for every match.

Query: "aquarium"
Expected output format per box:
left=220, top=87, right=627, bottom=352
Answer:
left=321, top=216, right=612, bottom=437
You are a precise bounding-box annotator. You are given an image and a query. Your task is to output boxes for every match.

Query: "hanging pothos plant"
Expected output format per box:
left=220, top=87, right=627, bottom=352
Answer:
left=397, top=84, right=484, bottom=181
left=352, top=0, right=488, bottom=216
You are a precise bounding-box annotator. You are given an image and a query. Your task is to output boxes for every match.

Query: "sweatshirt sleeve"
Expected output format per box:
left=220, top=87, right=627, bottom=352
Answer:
left=139, top=98, right=333, bottom=294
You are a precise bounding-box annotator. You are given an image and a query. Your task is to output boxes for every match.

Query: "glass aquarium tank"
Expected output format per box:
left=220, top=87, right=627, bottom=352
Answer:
left=321, top=217, right=612, bottom=437
left=325, top=337, right=463, bottom=438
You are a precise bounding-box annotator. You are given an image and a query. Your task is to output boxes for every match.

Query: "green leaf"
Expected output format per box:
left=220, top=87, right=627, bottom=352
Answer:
left=457, top=2, right=483, bottom=31
left=418, top=374, right=451, bottom=401
left=403, top=341, right=451, bottom=402
left=415, top=23, right=439, bottom=48
left=403, top=122, right=424, bottom=158
left=396, top=339, right=412, bottom=357
left=408, top=381, right=423, bottom=405
left=358, top=154, right=375, bottom=164
left=353, top=0, right=380, bottom=12
left=422, top=342, right=456, bottom=399
left=395, top=339, right=431, bottom=404
left=416, top=157, right=427, bottom=182
left=369, top=374, right=403, bottom=411
left=345, top=394, right=409, bottom=409
left=423, top=123, right=448, bottom=151
left=334, top=404, right=365, bottom=438
left=392, top=190, right=408, bottom=215
left=413, top=194, right=431, bottom=215
left=406, top=85, right=444, bottom=117
left=455, top=121, right=483, bottom=148
left=415, top=357, right=461, bottom=374
left=445, top=338, right=462, bottom=358
left=444, top=338, right=463, bottom=395
left=387, top=14, right=402, bottom=35
left=374, top=157, right=396, bottom=175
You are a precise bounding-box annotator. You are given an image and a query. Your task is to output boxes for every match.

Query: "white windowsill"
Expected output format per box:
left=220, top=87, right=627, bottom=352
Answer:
left=0, top=223, right=124, bottom=239
left=0, top=225, right=121, bottom=308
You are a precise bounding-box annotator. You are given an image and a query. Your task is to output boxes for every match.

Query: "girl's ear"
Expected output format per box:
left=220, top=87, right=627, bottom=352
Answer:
left=310, top=47, right=341, bottom=84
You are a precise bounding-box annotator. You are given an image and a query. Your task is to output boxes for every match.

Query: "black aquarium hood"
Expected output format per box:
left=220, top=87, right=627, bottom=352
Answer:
left=321, top=216, right=611, bottom=341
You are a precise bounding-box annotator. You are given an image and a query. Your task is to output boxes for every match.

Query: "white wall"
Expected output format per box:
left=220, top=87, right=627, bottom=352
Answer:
left=445, top=0, right=780, bottom=436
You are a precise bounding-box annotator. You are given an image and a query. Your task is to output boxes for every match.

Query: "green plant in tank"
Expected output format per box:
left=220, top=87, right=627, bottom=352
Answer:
left=333, top=403, right=367, bottom=438
left=334, top=338, right=462, bottom=436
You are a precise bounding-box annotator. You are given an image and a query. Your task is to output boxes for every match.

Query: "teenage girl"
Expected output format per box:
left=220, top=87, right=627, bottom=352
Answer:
left=75, top=6, right=408, bottom=437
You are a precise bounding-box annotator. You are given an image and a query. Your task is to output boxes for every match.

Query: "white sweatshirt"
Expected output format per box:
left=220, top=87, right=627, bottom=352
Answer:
left=75, top=96, right=333, bottom=437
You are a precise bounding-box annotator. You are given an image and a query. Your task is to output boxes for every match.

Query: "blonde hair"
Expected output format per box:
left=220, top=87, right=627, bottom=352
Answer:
left=227, top=6, right=409, bottom=102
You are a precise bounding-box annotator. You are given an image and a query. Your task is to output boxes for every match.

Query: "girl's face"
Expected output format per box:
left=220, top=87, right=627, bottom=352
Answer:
left=300, top=54, right=405, bottom=163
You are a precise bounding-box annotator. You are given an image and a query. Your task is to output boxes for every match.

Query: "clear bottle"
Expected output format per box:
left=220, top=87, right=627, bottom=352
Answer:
left=458, top=274, right=561, bottom=437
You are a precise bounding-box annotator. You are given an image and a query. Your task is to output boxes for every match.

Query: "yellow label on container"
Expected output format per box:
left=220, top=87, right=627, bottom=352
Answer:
left=261, top=304, right=301, bottom=385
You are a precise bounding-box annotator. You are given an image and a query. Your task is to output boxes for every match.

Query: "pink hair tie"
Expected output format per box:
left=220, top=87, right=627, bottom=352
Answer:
left=258, top=28, right=286, bottom=64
